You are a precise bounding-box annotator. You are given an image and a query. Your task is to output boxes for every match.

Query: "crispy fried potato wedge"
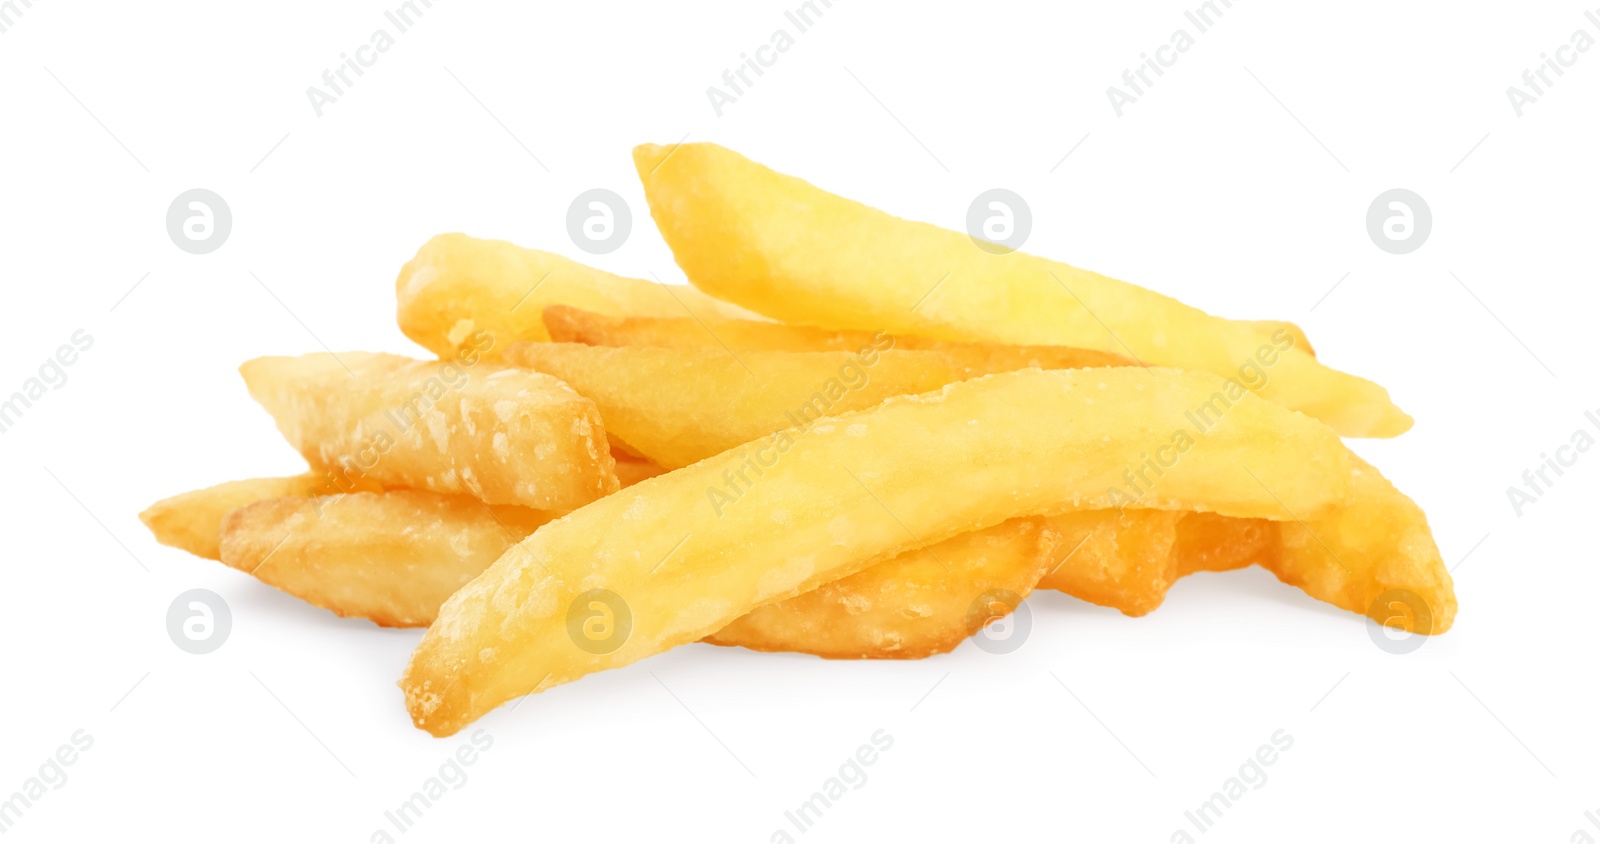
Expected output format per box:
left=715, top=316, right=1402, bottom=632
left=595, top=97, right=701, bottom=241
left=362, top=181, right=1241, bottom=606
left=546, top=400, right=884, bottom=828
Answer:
left=138, top=473, right=371, bottom=560
left=1268, top=454, right=1454, bottom=633
left=220, top=492, right=554, bottom=628
left=396, top=233, right=758, bottom=359
left=503, top=341, right=964, bottom=469
left=402, top=367, right=1349, bottom=735
left=706, top=517, right=1056, bottom=659
left=240, top=352, right=617, bottom=510
left=542, top=305, right=1130, bottom=375
left=633, top=143, right=1407, bottom=438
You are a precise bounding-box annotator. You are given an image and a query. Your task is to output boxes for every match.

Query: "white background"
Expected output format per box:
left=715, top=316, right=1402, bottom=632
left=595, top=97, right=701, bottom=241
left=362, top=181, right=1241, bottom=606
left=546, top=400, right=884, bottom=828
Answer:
left=1, top=1, right=1596, bottom=841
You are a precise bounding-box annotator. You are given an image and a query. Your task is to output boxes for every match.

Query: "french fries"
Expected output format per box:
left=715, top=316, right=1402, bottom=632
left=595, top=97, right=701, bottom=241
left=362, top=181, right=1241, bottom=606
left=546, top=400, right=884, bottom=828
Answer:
left=542, top=304, right=1131, bottom=374
left=220, top=492, right=553, bottom=628
left=140, top=141, right=1453, bottom=738
left=396, top=233, right=758, bottom=359
left=706, top=517, right=1058, bottom=659
left=240, top=352, right=618, bottom=510
left=403, top=367, right=1349, bottom=735
left=503, top=341, right=963, bottom=469
left=633, top=143, right=1408, bottom=438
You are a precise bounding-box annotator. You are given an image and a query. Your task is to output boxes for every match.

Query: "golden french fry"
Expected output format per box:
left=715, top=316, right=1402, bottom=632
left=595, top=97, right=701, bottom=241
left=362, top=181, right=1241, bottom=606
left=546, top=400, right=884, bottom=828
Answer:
left=1172, top=512, right=1277, bottom=576
left=396, top=233, right=759, bottom=359
left=706, top=517, right=1056, bottom=659
left=1268, top=454, right=1454, bottom=633
left=240, top=352, right=618, bottom=510
left=633, top=143, right=1408, bottom=438
left=541, top=305, right=1130, bottom=375
left=138, top=474, right=346, bottom=560
left=503, top=341, right=962, bottom=470
left=220, top=492, right=554, bottom=628
left=402, top=367, right=1350, bottom=735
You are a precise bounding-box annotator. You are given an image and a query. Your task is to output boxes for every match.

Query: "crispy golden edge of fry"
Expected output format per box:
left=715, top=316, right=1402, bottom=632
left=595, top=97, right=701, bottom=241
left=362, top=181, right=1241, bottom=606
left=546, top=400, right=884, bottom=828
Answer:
left=240, top=351, right=619, bottom=510
left=632, top=142, right=1408, bottom=437
left=138, top=473, right=352, bottom=560
left=395, top=233, right=761, bottom=358
left=1036, top=510, right=1183, bottom=617
left=401, top=367, right=1350, bottom=735
left=1267, top=454, right=1455, bottom=634
left=706, top=517, right=1056, bottom=659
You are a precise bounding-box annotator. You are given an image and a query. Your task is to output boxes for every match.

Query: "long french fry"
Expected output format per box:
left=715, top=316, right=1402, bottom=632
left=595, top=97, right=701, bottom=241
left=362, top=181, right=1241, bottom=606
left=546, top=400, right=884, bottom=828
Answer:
left=633, top=143, right=1407, bottom=437
left=396, top=233, right=759, bottom=359
left=240, top=352, right=618, bottom=510
left=541, top=304, right=1131, bottom=374
left=402, top=367, right=1349, bottom=735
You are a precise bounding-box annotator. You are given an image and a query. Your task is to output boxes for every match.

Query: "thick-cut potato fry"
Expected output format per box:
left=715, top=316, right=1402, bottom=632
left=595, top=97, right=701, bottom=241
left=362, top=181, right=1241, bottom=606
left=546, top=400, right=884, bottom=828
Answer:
left=402, top=367, right=1349, bottom=735
left=504, top=342, right=964, bottom=469
left=1268, top=455, right=1454, bottom=632
left=139, top=473, right=380, bottom=560
left=220, top=492, right=554, bottom=628
left=396, top=233, right=758, bottom=359
left=633, top=143, right=1408, bottom=438
left=707, top=517, right=1057, bottom=659
left=240, top=352, right=617, bottom=511
left=542, top=305, right=1130, bottom=375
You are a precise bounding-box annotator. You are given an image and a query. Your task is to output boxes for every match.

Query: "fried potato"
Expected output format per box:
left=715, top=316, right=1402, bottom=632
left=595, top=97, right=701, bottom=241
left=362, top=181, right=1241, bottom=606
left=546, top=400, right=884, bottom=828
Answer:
left=402, top=367, right=1350, bottom=735
left=503, top=341, right=963, bottom=469
left=706, top=517, right=1056, bottom=659
left=1036, top=510, right=1183, bottom=617
left=240, top=352, right=617, bottom=511
left=1241, top=321, right=1314, bottom=358
left=1268, top=454, right=1454, bottom=633
left=138, top=473, right=367, bottom=560
left=633, top=143, right=1408, bottom=438
left=396, top=233, right=758, bottom=359
left=542, top=305, right=1131, bottom=375
left=220, top=492, right=554, bottom=628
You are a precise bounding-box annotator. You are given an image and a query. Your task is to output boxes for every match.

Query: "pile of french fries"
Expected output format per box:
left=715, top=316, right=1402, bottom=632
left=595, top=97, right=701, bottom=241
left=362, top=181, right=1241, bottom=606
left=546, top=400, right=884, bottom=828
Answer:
left=141, top=143, right=1454, bottom=737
